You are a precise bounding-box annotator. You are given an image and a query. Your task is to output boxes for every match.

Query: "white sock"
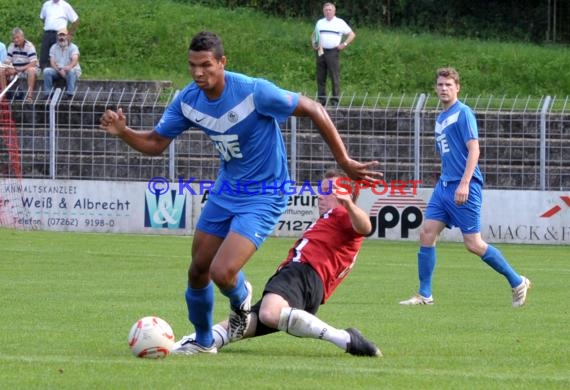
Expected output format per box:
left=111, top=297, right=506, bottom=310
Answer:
left=277, top=307, right=350, bottom=350
left=212, top=323, right=230, bottom=349
left=184, top=323, right=229, bottom=350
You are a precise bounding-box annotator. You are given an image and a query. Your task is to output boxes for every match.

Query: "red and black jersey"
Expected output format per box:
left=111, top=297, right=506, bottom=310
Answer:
left=278, top=206, right=364, bottom=303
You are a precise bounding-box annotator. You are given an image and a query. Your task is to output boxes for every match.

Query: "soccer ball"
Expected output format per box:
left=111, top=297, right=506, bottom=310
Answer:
left=128, top=316, right=175, bottom=358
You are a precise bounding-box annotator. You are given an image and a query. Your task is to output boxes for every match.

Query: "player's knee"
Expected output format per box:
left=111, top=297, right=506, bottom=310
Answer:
left=187, top=260, right=211, bottom=286
left=464, top=240, right=486, bottom=256
left=208, top=265, right=236, bottom=290
left=419, top=228, right=437, bottom=246
left=257, top=306, right=279, bottom=329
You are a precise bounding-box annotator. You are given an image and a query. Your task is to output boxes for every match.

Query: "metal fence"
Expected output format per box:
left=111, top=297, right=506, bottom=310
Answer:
left=1, top=89, right=569, bottom=191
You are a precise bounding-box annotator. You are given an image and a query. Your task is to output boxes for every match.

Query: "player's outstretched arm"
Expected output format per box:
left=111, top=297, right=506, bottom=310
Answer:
left=100, top=108, right=172, bottom=156
left=293, top=96, right=383, bottom=182
left=335, top=189, right=372, bottom=235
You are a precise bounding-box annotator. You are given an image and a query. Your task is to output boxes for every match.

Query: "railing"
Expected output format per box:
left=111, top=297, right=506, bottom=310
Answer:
left=1, top=88, right=569, bottom=191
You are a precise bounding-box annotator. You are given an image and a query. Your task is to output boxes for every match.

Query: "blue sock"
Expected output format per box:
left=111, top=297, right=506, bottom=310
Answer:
left=418, top=246, right=436, bottom=298
left=185, top=283, right=214, bottom=347
left=220, top=271, right=247, bottom=309
left=481, top=245, right=522, bottom=287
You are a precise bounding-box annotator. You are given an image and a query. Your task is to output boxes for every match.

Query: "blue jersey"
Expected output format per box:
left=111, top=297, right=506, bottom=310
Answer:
left=434, top=100, right=484, bottom=184
left=155, top=71, right=299, bottom=204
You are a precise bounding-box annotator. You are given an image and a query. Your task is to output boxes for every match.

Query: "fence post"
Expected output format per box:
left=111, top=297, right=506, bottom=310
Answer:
left=168, top=90, right=180, bottom=182
left=290, top=116, right=297, bottom=182
left=414, top=93, right=427, bottom=182
left=168, top=142, right=175, bottom=182
left=49, top=88, right=63, bottom=179
left=540, top=95, right=552, bottom=190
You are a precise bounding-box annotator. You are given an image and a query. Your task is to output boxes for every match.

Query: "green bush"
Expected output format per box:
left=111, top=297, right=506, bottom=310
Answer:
left=1, top=0, right=568, bottom=95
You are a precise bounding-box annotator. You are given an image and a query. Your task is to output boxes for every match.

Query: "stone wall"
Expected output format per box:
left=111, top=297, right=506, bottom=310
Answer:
left=9, top=78, right=173, bottom=104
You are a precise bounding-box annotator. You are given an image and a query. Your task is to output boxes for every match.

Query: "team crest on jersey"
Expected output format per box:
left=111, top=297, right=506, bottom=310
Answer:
left=227, top=111, right=239, bottom=123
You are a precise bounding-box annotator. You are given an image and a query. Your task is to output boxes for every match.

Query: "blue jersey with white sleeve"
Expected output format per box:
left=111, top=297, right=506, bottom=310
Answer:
left=434, top=100, right=484, bottom=184
left=155, top=71, right=299, bottom=204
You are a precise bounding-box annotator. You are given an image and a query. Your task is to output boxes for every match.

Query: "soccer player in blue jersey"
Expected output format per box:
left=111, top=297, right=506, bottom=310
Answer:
left=100, top=31, right=381, bottom=354
left=399, top=67, right=531, bottom=308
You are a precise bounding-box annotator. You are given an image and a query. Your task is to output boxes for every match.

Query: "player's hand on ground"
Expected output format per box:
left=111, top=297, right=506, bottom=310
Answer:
left=100, top=108, right=127, bottom=136
left=340, top=159, right=383, bottom=183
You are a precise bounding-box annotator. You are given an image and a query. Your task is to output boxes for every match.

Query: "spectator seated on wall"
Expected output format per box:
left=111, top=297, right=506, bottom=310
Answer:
left=1, top=27, right=41, bottom=102
left=43, top=27, right=81, bottom=100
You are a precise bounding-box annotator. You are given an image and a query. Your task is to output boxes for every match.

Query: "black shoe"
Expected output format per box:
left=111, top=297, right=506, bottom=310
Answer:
left=345, top=328, right=382, bottom=357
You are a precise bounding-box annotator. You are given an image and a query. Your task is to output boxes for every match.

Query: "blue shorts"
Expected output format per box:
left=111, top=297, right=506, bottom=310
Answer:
left=425, top=180, right=482, bottom=234
left=196, top=194, right=287, bottom=248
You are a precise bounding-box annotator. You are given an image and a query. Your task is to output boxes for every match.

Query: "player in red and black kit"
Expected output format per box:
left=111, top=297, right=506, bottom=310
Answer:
left=173, top=169, right=381, bottom=357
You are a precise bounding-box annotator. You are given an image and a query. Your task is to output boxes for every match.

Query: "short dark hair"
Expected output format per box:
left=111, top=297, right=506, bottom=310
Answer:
left=324, top=168, right=344, bottom=180
left=436, top=67, right=460, bottom=85
left=189, top=31, right=224, bottom=60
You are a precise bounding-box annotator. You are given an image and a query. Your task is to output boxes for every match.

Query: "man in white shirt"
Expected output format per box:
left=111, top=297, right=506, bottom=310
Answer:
left=311, top=2, right=355, bottom=107
left=39, top=0, right=79, bottom=69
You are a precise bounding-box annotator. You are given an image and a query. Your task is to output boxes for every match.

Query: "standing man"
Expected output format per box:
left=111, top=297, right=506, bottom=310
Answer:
left=39, top=0, right=79, bottom=70
left=0, top=28, right=41, bottom=102
left=399, top=67, right=531, bottom=308
left=43, top=27, right=81, bottom=99
left=173, top=170, right=381, bottom=357
left=100, top=31, right=381, bottom=354
left=311, top=2, right=355, bottom=107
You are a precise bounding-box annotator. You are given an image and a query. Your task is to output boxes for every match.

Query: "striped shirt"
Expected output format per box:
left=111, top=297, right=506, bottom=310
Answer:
left=7, top=40, right=38, bottom=71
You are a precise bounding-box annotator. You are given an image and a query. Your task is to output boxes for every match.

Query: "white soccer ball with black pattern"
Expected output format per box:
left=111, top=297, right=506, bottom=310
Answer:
left=128, top=316, right=175, bottom=358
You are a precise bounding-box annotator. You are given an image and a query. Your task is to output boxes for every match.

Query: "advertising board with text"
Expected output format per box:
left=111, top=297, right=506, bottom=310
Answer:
left=2, top=179, right=568, bottom=244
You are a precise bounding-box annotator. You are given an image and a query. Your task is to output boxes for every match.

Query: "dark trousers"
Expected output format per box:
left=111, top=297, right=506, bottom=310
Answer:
left=40, top=31, right=58, bottom=69
left=316, top=48, right=340, bottom=105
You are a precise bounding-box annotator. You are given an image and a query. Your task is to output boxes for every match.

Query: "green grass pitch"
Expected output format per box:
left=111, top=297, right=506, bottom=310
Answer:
left=0, top=229, right=568, bottom=389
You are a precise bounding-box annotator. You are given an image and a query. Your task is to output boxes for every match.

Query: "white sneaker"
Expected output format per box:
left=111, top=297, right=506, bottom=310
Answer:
left=228, top=280, right=253, bottom=341
left=399, top=294, right=434, bottom=305
left=171, top=335, right=217, bottom=355
left=512, top=276, right=531, bottom=307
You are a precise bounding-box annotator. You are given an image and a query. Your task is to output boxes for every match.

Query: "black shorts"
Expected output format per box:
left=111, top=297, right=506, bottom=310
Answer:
left=251, top=262, right=324, bottom=337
